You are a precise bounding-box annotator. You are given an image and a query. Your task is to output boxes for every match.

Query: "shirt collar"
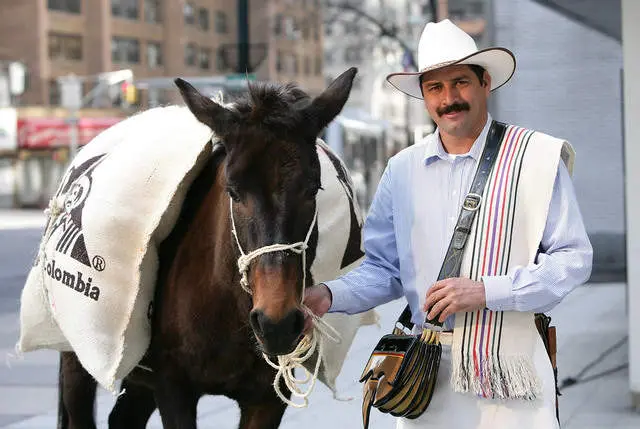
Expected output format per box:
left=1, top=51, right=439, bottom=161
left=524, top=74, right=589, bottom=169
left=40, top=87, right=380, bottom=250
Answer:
left=423, top=113, right=493, bottom=165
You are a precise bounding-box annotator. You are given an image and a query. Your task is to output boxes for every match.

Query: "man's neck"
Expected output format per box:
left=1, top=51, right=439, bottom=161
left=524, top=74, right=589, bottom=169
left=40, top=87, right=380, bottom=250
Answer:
left=439, top=114, right=488, bottom=155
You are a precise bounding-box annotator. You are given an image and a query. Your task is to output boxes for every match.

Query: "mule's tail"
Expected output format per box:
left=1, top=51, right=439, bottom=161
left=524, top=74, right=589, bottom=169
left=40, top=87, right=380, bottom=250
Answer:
left=57, top=353, right=69, bottom=429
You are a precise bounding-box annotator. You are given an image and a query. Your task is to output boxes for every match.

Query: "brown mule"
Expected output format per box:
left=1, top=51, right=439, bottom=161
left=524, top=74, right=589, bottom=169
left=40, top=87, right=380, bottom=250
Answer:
left=57, top=68, right=358, bottom=429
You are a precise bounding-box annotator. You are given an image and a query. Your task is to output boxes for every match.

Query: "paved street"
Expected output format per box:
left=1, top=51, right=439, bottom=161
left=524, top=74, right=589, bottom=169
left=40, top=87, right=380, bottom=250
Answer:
left=0, top=209, right=639, bottom=428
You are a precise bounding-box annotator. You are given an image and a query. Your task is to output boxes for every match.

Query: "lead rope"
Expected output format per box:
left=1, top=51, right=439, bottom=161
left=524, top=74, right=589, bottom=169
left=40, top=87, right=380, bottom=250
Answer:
left=38, top=196, right=67, bottom=307
left=229, top=198, right=341, bottom=407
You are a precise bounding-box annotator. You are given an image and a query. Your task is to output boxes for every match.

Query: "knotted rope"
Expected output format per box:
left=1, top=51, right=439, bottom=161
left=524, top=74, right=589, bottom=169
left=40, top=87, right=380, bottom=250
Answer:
left=229, top=197, right=341, bottom=407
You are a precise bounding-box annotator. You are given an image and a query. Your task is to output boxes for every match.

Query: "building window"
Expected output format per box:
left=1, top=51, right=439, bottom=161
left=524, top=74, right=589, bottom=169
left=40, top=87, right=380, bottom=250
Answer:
left=184, top=2, right=195, bottom=25
left=144, top=0, right=162, bottom=23
left=344, top=22, right=358, bottom=35
left=147, top=42, right=163, bottom=68
left=185, top=43, right=197, bottom=66
left=215, top=11, right=227, bottom=33
left=284, top=17, right=298, bottom=39
left=324, top=51, right=333, bottom=66
left=198, top=8, right=209, bottom=31
left=315, top=56, right=322, bottom=75
left=199, top=48, right=211, bottom=70
left=49, top=79, right=61, bottom=106
left=112, top=0, right=139, bottom=20
left=276, top=51, right=283, bottom=73
left=148, top=88, right=171, bottom=107
left=344, top=46, right=362, bottom=62
left=469, top=1, right=484, bottom=16
left=112, top=37, right=140, bottom=63
left=48, top=33, right=83, bottom=60
left=304, top=56, right=311, bottom=75
left=274, top=14, right=283, bottom=36
left=216, top=48, right=227, bottom=71
left=48, top=0, right=81, bottom=14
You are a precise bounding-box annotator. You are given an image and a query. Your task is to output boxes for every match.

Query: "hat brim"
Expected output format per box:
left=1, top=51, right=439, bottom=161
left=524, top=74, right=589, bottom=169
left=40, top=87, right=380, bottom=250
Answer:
left=386, top=47, right=516, bottom=100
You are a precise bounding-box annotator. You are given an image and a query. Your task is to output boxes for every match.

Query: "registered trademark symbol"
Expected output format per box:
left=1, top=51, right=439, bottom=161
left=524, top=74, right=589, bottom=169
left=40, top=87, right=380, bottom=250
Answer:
left=92, top=255, right=106, bottom=271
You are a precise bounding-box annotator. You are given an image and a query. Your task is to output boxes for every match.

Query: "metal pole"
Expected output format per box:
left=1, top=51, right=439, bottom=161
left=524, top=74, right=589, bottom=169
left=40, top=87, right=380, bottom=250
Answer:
left=237, top=0, right=250, bottom=73
left=68, top=111, right=79, bottom=159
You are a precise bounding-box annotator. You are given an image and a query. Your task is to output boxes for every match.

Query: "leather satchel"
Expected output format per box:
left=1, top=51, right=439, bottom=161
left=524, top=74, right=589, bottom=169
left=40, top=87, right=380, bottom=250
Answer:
left=358, top=121, right=507, bottom=428
left=534, top=312, right=560, bottom=422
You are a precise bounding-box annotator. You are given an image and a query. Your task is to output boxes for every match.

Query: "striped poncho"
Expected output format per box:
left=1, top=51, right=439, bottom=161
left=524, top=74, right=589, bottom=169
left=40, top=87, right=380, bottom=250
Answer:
left=452, top=124, right=574, bottom=399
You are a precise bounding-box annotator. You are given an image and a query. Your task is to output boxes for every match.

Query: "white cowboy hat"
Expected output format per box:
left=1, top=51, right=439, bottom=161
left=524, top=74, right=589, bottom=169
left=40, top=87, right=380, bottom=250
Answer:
left=386, top=19, right=516, bottom=100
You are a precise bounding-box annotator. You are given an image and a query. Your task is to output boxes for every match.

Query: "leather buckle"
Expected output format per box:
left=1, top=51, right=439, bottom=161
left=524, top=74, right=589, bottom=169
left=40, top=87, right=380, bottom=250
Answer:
left=463, top=193, right=482, bottom=212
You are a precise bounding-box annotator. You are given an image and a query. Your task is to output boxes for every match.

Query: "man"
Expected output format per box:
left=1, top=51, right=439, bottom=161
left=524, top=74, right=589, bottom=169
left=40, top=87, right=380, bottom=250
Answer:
left=304, top=19, right=592, bottom=428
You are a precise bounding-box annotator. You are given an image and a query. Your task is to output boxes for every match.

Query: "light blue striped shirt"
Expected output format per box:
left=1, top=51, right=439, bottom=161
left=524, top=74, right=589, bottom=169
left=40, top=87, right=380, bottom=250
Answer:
left=326, top=116, right=593, bottom=329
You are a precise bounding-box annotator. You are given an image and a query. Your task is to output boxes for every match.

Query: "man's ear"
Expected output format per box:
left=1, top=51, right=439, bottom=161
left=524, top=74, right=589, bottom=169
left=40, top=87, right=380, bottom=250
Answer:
left=482, top=70, right=492, bottom=89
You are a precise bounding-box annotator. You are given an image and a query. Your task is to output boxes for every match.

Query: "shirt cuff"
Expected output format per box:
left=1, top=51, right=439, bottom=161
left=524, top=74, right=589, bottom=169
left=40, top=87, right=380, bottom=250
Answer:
left=482, top=275, right=515, bottom=311
left=324, top=278, right=352, bottom=313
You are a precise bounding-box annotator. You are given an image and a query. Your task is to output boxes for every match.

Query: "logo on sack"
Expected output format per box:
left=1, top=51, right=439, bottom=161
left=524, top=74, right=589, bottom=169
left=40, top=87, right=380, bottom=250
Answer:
left=46, top=154, right=107, bottom=268
left=46, top=259, right=101, bottom=301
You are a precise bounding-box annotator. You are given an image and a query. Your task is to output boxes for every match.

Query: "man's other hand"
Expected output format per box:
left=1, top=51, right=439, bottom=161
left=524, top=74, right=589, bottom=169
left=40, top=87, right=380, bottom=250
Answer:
left=302, top=283, right=333, bottom=333
left=423, top=277, right=486, bottom=323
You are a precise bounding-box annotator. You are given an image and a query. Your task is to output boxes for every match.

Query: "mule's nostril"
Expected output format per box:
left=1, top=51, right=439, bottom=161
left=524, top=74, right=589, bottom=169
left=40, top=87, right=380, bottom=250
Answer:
left=250, top=310, right=264, bottom=338
left=292, top=310, right=304, bottom=336
left=250, top=309, right=307, bottom=355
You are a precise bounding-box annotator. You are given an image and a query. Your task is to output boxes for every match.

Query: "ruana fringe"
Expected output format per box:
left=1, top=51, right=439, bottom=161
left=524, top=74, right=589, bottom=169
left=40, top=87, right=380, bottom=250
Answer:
left=451, top=352, right=542, bottom=400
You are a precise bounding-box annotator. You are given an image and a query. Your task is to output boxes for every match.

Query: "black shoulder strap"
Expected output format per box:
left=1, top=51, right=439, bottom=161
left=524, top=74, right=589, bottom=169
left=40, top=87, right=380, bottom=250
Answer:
left=398, top=120, right=508, bottom=330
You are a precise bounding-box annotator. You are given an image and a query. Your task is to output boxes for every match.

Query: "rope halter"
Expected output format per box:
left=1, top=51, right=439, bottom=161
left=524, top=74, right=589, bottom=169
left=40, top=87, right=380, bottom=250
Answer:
left=229, top=197, right=341, bottom=407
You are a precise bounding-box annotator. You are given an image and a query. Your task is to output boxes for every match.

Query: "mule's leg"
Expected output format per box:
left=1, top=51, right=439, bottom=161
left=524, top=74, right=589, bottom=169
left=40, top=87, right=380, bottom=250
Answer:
left=108, top=379, right=157, bottom=429
left=59, top=351, right=97, bottom=429
left=237, top=390, right=289, bottom=429
left=153, top=375, right=200, bottom=429
left=57, top=354, right=69, bottom=429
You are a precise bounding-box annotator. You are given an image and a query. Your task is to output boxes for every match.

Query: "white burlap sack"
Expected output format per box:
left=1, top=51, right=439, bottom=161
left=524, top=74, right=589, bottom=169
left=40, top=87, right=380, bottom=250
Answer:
left=18, top=105, right=214, bottom=392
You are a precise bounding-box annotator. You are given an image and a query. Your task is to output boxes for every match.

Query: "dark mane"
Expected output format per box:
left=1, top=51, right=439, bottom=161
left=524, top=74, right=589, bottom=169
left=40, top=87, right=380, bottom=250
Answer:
left=232, top=81, right=312, bottom=133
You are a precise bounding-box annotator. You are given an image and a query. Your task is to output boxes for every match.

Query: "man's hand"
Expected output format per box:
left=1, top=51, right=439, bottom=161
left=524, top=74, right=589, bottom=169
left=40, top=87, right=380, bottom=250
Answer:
left=302, top=283, right=333, bottom=333
left=423, top=277, right=486, bottom=323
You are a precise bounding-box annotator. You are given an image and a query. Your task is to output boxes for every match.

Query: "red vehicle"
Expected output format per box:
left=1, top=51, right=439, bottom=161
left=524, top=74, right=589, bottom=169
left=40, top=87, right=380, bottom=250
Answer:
left=1, top=108, right=124, bottom=208
left=17, top=116, right=122, bottom=149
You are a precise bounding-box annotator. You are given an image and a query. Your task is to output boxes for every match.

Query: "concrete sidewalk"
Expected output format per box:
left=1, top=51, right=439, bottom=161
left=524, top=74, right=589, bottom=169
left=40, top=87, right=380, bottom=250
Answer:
left=0, top=209, right=46, bottom=231
left=1, top=282, right=638, bottom=428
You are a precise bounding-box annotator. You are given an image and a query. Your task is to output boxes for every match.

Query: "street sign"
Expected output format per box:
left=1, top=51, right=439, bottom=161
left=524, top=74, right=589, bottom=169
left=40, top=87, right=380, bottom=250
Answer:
left=8, top=62, right=26, bottom=96
left=58, top=75, right=83, bottom=110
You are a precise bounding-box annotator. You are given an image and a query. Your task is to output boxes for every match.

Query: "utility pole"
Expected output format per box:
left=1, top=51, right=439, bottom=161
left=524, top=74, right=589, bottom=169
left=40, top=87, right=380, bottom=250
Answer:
left=59, top=70, right=133, bottom=159
left=237, top=0, right=250, bottom=73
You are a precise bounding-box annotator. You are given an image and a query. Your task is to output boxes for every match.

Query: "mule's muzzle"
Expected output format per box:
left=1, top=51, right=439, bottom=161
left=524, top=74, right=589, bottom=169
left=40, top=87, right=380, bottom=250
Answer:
left=250, top=308, right=305, bottom=355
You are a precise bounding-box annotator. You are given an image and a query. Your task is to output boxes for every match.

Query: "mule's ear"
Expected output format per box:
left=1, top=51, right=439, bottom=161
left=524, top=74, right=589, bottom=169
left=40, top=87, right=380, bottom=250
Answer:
left=175, top=78, right=235, bottom=135
left=303, top=67, right=357, bottom=133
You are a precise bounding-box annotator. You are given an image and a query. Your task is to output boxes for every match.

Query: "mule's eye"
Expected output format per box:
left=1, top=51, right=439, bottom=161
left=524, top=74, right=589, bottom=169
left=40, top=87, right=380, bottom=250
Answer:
left=226, top=187, right=241, bottom=202
left=304, top=187, right=320, bottom=200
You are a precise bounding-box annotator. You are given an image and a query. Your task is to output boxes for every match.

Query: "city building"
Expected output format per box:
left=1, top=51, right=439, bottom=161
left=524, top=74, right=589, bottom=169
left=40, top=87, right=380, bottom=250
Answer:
left=0, top=0, right=325, bottom=208
left=0, top=0, right=324, bottom=108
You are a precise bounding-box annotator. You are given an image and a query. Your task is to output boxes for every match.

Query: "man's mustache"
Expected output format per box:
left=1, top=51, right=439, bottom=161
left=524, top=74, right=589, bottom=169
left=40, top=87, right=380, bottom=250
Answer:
left=437, top=102, right=470, bottom=116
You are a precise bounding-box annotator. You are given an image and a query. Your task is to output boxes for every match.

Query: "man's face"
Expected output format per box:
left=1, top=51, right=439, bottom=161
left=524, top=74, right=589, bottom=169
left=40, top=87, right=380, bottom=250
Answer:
left=421, top=64, right=491, bottom=138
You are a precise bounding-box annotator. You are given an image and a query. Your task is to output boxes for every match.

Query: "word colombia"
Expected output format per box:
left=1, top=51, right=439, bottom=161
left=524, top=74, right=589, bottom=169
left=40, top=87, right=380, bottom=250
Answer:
left=45, top=259, right=101, bottom=301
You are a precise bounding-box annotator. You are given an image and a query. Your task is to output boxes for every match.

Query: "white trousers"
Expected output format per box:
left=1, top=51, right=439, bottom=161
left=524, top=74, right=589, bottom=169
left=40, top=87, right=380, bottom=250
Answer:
left=396, top=335, right=559, bottom=429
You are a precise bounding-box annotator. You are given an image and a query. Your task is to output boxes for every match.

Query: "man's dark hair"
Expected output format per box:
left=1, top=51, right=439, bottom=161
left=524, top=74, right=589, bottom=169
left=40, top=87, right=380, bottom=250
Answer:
left=419, top=64, right=487, bottom=95
left=468, top=64, right=486, bottom=85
